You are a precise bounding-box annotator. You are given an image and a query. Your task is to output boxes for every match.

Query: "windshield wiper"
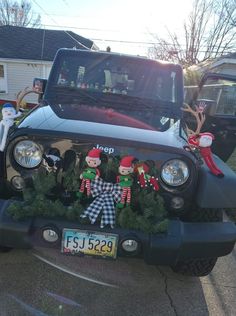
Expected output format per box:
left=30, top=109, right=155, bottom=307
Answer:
left=52, top=85, right=100, bottom=104
left=51, top=85, right=175, bottom=116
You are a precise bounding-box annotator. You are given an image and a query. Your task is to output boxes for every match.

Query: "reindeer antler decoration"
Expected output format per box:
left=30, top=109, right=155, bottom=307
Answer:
left=181, top=103, right=206, bottom=137
left=16, top=86, right=42, bottom=110
left=182, top=103, right=224, bottom=178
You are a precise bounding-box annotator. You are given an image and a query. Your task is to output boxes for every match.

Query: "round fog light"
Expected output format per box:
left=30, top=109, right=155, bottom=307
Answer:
left=121, top=239, right=139, bottom=253
left=171, top=197, right=184, bottom=209
left=11, top=176, right=25, bottom=190
left=42, top=229, right=59, bottom=243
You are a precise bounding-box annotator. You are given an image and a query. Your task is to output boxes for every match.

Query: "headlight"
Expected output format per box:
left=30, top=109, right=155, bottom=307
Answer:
left=161, top=159, right=189, bottom=186
left=14, top=140, right=42, bottom=168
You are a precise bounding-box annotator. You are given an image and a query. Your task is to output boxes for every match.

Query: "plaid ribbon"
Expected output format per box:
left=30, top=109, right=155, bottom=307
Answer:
left=81, top=178, right=122, bottom=228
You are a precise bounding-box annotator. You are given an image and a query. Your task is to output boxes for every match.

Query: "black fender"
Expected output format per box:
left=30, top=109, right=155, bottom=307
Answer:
left=196, top=155, right=236, bottom=208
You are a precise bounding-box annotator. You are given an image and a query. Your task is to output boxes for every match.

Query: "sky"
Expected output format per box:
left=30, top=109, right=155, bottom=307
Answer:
left=31, top=0, right=194, bottom=56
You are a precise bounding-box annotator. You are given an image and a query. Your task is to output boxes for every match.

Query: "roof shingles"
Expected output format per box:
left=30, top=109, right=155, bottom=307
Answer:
left=0, top=25, right=94, bottom=61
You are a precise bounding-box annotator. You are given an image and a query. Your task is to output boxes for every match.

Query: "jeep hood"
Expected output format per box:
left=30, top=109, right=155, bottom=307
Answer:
left=18, top=105, right=186, bottom=149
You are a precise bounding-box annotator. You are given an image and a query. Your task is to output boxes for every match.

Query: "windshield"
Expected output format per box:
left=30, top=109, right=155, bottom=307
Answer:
left=44, top=50, right=183, bottom=131
left=51, top=52, right=178, bottom=102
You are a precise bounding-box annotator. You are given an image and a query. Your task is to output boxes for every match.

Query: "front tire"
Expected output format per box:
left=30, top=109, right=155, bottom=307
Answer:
left=172, top=257, right=217, bottom=277
left=181, top=207, right=223, bottom=222
left=0, top=246, right=12, bottom=253
left=172, top=207, right=223, bottom=276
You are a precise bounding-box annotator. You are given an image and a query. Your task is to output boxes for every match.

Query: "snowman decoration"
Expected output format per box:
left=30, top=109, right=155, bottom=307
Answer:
left=0, top=103, right=24, bottom=152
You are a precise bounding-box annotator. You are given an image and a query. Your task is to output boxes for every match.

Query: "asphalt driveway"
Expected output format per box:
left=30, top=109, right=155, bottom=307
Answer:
left=0, top=243, right=235, bottom=316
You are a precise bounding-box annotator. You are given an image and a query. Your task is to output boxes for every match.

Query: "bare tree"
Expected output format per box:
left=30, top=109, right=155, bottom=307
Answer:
left=222, top=0, right=236, bottom=27
left=148, top=0, right=236, bottom=66
left=184, top=68, right=201, bottom=86
left=0, top=0, right=41, bottom=27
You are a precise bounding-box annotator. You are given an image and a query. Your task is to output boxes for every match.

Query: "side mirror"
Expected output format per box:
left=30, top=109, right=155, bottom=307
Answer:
left=33, top=78, right=47, bottom=101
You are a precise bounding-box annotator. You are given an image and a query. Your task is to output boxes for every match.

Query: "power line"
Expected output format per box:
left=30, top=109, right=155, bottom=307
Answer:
left=92, top=38, right=162, bottom=45
left=32, top=0, right=91, bottom=50
left=38, top=23, right=180, bottom=47
left=39, top=23, right=236, bottom=54
left=31, top=5, right=235, bottom=55
left=37, top=21, right=155, bottom=34
left=41, top=23, right=235, bottom=50
left=42, top=23, right=121, bottom=33
left=31, top=1, right=236, bottom=55
left=92, top=38, right=234, bottom=54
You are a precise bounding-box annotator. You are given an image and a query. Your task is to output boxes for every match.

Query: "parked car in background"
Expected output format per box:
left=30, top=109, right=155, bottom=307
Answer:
left=184, top=73, right=236, bottom=161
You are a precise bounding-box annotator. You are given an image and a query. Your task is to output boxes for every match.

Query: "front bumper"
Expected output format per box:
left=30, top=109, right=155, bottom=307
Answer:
left=0, top=199, right=236, bottom=265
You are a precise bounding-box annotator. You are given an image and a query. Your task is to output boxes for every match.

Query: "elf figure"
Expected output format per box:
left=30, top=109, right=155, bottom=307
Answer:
left=79, top=148, right=102, bottom=196
left=188, top=132, right=224, bottom=178
left=116, top=156, right=134, bottom=208
left=0, top=103, right=24, bottom=152
left=134, top=162, right=159, bottom=191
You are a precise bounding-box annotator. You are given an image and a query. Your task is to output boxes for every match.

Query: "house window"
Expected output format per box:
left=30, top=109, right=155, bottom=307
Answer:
left=0, top=64, right=7, bottom=94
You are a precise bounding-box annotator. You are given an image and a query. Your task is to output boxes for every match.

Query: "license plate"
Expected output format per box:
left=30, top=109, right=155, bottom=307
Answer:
left=61, top=229, right=118, bottom=259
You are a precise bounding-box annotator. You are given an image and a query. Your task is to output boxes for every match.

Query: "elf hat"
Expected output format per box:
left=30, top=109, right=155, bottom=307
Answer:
left=120, top=156, right=135, bottom=168
left=87, top=148, right=102, bottom=158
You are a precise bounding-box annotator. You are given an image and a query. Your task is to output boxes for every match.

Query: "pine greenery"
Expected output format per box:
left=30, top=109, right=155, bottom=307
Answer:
left=7, top=165, right=169, bottom=233
left=117, top=190, right=168, bottom=233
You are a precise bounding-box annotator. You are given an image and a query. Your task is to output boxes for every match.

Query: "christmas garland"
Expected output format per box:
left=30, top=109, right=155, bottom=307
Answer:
left=7, top=152, right=169, bottom=233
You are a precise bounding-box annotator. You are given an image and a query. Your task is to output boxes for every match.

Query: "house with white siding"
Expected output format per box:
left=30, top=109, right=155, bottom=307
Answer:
left=188, top=52, right=236, bottom=76
left=0, top=25, right=97, bottom=105
left=208, top=53, right=236, bottom=75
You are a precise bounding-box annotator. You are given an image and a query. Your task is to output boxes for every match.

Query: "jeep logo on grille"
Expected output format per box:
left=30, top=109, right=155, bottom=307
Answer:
left=95, top=144, right=114, bottom=155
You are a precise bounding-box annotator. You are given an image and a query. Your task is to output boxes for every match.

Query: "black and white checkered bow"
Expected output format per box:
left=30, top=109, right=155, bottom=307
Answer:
left=80, top=178, right=122, bottom=228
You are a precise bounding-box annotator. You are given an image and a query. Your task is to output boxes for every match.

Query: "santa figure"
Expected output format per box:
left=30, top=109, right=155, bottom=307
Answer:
left=117, top=156, right=134, bottom=208
left=188, top=132, right=224, bottom=177
left=79, top=148, right=102, bottom=196
left=0, top=103, right=23, bottom=152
